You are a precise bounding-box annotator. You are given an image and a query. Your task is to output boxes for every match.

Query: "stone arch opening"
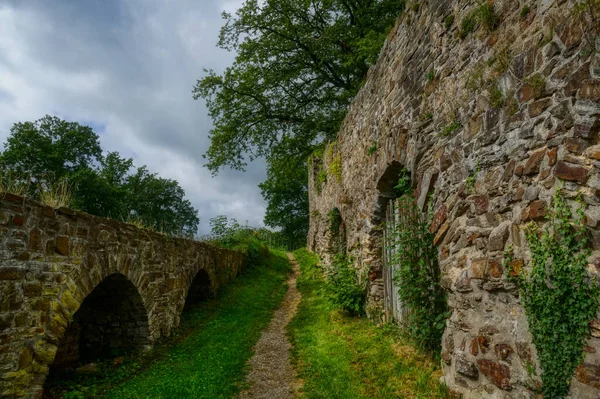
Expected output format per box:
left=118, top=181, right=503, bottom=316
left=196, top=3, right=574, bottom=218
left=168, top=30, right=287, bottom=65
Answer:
left=184, top=269, right=213, bottom=307
left=49, top=273, right=150, bottom=374
left=327, top=207, right=347, bottom=255
left=373, top=161, right=411, bottom=227
left=372, top=162, right=412, bottom=321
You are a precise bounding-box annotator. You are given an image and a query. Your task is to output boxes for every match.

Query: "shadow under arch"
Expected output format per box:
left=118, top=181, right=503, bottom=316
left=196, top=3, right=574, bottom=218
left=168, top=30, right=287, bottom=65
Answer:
left=47, top=273, right=150, bottom=376
left=184, top=269, right=213, bottom=307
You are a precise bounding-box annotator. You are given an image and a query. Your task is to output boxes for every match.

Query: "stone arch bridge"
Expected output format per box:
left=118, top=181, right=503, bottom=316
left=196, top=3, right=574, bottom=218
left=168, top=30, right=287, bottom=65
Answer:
left=0, top=194, right=246, bottom=398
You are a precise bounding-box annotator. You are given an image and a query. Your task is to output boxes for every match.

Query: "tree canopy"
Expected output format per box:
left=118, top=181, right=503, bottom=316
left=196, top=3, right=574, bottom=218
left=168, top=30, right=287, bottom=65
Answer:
left=0, top=115, right=199, bottom=237
left=194, top=0, right=404, bottom=245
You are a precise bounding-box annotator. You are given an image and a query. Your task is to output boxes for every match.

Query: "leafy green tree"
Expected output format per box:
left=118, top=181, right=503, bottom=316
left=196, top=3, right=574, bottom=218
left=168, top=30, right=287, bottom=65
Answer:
left=194, top=0, right=404, bottom=242
left=1, top=116, right=199, bottom=237
left=125, top=166, right=199, bottom=237
left=259, top=153, right=309, bottom=248
left=0, top=115, right=103, bottom=185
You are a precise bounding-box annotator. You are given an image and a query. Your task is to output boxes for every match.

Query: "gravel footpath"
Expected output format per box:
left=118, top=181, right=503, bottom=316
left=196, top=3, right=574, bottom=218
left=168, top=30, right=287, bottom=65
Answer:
left=238, top=253, right=302, bottom=399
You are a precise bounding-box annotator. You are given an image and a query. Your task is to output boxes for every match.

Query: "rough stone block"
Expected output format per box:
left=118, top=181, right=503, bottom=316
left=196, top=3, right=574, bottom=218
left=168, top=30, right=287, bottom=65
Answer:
left=488, top=222, right=510, bottom=252
left=477, top=359, right=511, bottom=390
left=579, top=80, right=600, bottom=101
left=0, top=268, right=25, bottom=280
left=576, top=363, right=600, bottom=389
left=494, top=343, right=513, bottom=361
left=523, top=148, right=546, bottom=175
left=455, top=353, right=478, bottom=378
left=55, top=236, right=69, bottom=256
left=553, top=161, right=589, bottom=183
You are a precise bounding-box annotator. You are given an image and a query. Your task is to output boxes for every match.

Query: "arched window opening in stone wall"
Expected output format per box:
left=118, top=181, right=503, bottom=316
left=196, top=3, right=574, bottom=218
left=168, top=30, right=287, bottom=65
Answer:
left=184, top=269, right=213, bottom=307
left=46, top=273, right=150, bottom=386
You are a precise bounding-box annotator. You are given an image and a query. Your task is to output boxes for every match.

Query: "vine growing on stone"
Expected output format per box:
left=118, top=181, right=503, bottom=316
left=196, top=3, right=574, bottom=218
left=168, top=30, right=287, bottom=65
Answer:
left=514, top=191, right=600, bottom=397
left=388, top=195, right=449, bottom=352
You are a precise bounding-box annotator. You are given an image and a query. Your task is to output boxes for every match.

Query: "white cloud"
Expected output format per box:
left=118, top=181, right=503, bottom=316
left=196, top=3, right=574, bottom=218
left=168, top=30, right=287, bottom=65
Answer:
left=0, top=0, right=266, bottom=234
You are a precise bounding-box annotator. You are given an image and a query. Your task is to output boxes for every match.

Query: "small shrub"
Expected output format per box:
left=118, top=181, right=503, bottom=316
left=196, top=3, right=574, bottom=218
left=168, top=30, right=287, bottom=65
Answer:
left=323, top=254, right=366, bottom=315
left=420, top=111, right=433, bottom=121
left=393, top=168, right=412, bottom=197
left=527, top=73, right=545, bottom=90
left=477, top=2, right=500, bottom=32
left=466, top=164, right=479, bottom=194
left=459, top=14, right=477, bottom=39
left=459, top=2, right=500, bottom=39
left=367, top=144, right=377, bottom=155
left=239, top=238, right=270, bottom=267
left=465, top=63, right=485, bottom=92
left=426, top=69, right=436, bottom=82
left=490, top=46, right=513, bottom=74
left=526, top=73, right=546, bottom=98
left=440, top=121, right=461, bottom=137
left=520, top=5, right=531, bottom=19
left=443, top=15, right=455, bottom=30
left=489, top=82, right=505, bottom=108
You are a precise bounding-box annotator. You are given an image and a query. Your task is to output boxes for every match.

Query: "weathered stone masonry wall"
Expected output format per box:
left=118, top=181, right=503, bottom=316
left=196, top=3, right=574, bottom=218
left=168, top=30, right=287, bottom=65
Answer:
left=308, top=0, right=600, bottom=397
left=0, top=195, right=244, bottom=398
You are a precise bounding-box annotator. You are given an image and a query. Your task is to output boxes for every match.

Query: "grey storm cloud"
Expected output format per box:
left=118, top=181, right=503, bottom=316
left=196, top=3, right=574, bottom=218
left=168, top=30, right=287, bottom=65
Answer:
left=0, top=0, right=268, bottom=235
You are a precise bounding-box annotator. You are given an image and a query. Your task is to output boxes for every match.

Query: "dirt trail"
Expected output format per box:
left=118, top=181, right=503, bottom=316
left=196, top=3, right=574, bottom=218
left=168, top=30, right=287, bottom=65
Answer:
left=238, top=253, right=302, bottom=399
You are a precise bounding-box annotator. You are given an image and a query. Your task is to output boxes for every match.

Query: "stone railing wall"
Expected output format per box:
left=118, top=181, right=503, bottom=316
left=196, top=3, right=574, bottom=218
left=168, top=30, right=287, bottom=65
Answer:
left=0, top=194, right=245, bottom=398
left=308, top=0, right=600, bottom=396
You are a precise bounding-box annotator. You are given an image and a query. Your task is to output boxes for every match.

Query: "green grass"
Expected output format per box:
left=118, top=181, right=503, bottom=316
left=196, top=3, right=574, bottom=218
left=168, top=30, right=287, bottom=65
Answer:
left=288, top=248, right=453, bottom=399
left=45, top=251, right=291, bottom=399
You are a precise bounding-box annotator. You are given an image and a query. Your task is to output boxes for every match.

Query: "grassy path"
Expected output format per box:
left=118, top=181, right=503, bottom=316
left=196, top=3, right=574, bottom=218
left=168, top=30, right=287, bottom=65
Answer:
left=288, top=248, right=453, bottom=399
left=45, top=251, right=290, bottom=399
left=238, top=253, right=301, bottom=399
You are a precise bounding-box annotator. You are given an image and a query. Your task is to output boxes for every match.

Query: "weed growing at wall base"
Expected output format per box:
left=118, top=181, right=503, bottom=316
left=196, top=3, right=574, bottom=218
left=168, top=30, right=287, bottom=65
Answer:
left=509, top=191, right=600, bottom=397
left=288, top=248, right=454, bottom=399
left=322, top=254, right=367, bottom=316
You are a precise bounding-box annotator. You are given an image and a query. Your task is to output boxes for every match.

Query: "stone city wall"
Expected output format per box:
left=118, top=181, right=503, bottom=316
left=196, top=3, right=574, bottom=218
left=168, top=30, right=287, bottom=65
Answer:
left=308, top=0, right=600, bottom=396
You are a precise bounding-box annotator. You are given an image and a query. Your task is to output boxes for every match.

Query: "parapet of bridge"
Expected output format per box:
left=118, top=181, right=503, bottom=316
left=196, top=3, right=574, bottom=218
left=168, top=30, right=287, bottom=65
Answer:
left=0, top=194, right=245, bottom=398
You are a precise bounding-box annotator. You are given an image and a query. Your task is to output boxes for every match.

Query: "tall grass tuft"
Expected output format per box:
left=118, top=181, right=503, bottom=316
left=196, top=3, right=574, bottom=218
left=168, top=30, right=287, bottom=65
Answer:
left=0, top=170, right=28, bottom=197
left=39, top=179, right=73, bottom=208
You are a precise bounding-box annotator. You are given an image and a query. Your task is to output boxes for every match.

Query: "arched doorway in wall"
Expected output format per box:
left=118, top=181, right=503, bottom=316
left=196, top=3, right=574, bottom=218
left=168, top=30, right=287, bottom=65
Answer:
left=184, top=269, right=213, bottom=307
left=371, top=162, right=414, bottom=323
left=46, top=273, right=150, bottom=385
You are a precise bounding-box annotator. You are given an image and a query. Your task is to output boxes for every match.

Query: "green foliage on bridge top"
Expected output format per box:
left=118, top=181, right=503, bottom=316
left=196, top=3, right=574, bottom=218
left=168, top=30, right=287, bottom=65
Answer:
left=288, top=248, right=454, bottom=399
left=45, top=250, right=290, bottom=399
left=0, top=115, right=199, bottom=237
left=194, top=0, right=407, bottom=246
left=207, top=214, right=300, bottom=264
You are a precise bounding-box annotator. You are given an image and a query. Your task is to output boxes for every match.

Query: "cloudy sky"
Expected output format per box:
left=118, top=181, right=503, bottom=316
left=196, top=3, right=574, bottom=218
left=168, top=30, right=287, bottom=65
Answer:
left=0, top=0, right=268, bottom=235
